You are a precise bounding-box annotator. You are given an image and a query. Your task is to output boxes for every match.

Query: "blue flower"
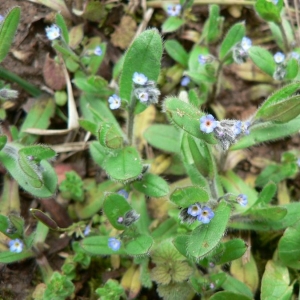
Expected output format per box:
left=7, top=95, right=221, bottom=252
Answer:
left=272, top=0, right=278, bottom=4
left=45, top=24, right=60, bottom=40
left=200, top=114, right=218, bottom=133
left=198, top=55, right=209, bottom=65
left=274, top=52, right=285, bottom=64
left=133, top=72, right=148, bottom=85
left=118, top=189, right=129, bottom=199
left=138, top=91, right=149, bottom=103
left=94, top=46, right=102, bottom=56
left=84, top=225, right=91, bottom=236
left=236, top=194, right=248, bottom=206
left=233, top=120, right=242, bottom=136
left=0, top=15, right=4, bottom=23
left=181, top=76, right=190, bottom=87
left=9, top=239, right=23, bottom=253
left=108, top=237, right=121, bottom=251
left=187, top=203, right=202, bottom=217
left=197, top=206, right=214, bottom=224
left=241, top=37, right=252, bottom=51
left=167, top=4, right=181, bottom=17
left=108, top=94, right=121, bottom=110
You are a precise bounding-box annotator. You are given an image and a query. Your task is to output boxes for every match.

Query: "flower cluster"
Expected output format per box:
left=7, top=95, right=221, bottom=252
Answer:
left=9, top=239, right=23, bottom=253
left=133, top=72, right=161, bottom=105
left=180, top=203, right=215, bottom=224
left=233, top=37, right=252, bottom=64
left=108, top=237, right=121, bottom=251
left=200, top=114, right=251, bottom=150
left=45, top=24, right=60, bottom=41
left=166, top=4, right=181, bottom=17
left=273, top=51, right=286, bottom=80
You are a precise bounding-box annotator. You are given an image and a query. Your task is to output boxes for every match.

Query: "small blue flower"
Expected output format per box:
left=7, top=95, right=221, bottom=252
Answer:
left=197, top=206, right=214, bottom=224
left=0, top=15, right=4, bottom=23
left=118, top=189, right=129, bottom=199
left=236, top=194, right=248, bottom=206
left=45, top=24, right=60, bottom=40
left=138, top=91, right=149, bottom=103
left=233, top=120, right=242, bottom=136
left=200, top=114, right=218, bottom=134
left=198, top=55, right=209, bottom=65
left=108, top=237, right=121, bottom=251
left=133, top=72, right=148, bottom=85
left=187, top=203, right=202, bottom=217
left=241, top=37, right=252, bottom=51
left=108, top=94, right=121, bottom=110
left=9, top=239, right=23, bottom=253
left=181, top=76, right=190, bottom=87
left=94, top=46, right=102, bottom=56
left=272, top=0, right=278, bottom=4
left=274, top=52, right=285, bottom=64
left=167, top=4, right=181, bottom=17
left=84, top=225, right=91, bottom=236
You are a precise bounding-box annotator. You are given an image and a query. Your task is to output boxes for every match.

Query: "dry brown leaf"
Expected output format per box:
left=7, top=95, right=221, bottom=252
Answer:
left=43, top=54, right=66, bottom=90
left=111, top=16, right=137, bottom=49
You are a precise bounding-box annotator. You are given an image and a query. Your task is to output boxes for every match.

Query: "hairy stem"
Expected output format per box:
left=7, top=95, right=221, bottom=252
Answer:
left=278, top=21, right=290, bottom=52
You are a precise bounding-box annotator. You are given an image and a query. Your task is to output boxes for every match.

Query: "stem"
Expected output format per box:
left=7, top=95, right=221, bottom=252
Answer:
left=36, top=254, right=53, bottom=284
left=126, top=94, right=138, bottom=146
left=278, top=21, right=290, bottom=52
left=208, top=61, right=223, bottom=103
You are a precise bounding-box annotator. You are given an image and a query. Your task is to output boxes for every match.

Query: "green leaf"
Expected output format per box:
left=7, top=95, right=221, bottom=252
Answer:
left=255, top=82, right=300, bottom=115
left=229, top=202, right=300, bottom=231
left=248, top=206, right=287, bottom=221
left=210, top=292, right=252, bottom=300
left=219, top=22, right=245, bottom=61
left=165, top=40, right=188, bottom=67
left=186, top=201, right=231, bottom=259
left=278, top=220, right=300, bottom=269
left=103, top=147, right=142, bottom=182
left=170, top=186, right=210, bottom=207
left=89, top=141, right=106, bottom=167
left=161, top=17, right=185, bottom=33
left=79, top=119, right=98, bottom=136
left=205, top=5, right=222, bottom=43
left=164, top=97, right=217, bottom=144
left=285, top=58, right=298, bottom=80
left=55, top=13, right=69, bottom=44
left=0, top=144, right=57, bottom=198
left=98, top=122, right=124, bottom=149
left=81, top=236, right=125, bottom=255
left=19, top=96, right=55, bottom=145
left=254, top=95, right=300, bottom=123
left=188, top=45, right=209, bottom=72
left=152, top=218, right=178, bottom=241
left=0, top=7, right=21, bottom=63
left=232, top=116, right=300, bottom=150
left=0, top=135, right=7, bottom=151
left=248, top=46, right=276, bottom=77
left=73, top=76, right=108, bottom=94
left=88, top=43, right=107, bottom=75
left=132, top=173, right=169, bottom=197
left=268, top=20, right=294, bottom=51
left=143, top=125, right=181, bottom=154
left=103, top=193, right=133, bottom=230
left=0, top=250, right=35, bottom=263
left=254, top=181, right=277, bottom=205
left=255, top=0, right=283, bottom=23
left=185, top=70, right=215, bottom=84
left=261, top=260, right=293, bottom=299
left=125, top=235, right=153, bottom=256
left=221, top=274, right=253, bottom=298
left=215, top=239, right=248, bottom=265
left=119, top=29, right=162, bottom=103
left=181, top=133, right=216, bottom=178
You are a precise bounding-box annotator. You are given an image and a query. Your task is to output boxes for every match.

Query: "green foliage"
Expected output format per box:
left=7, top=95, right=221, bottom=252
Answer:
left=59, top=171, right=84, bottom=202
left=0, top=7, right=21, bottom=63
left=43, top=272, right=75, bottom=300
left=95, top=279, right=125, bottom=300
left=255, top=0, right=283, bottom=23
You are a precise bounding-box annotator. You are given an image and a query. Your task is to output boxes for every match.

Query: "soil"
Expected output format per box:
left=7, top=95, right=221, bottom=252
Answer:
left=0, top=1, right=300, bottom=299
